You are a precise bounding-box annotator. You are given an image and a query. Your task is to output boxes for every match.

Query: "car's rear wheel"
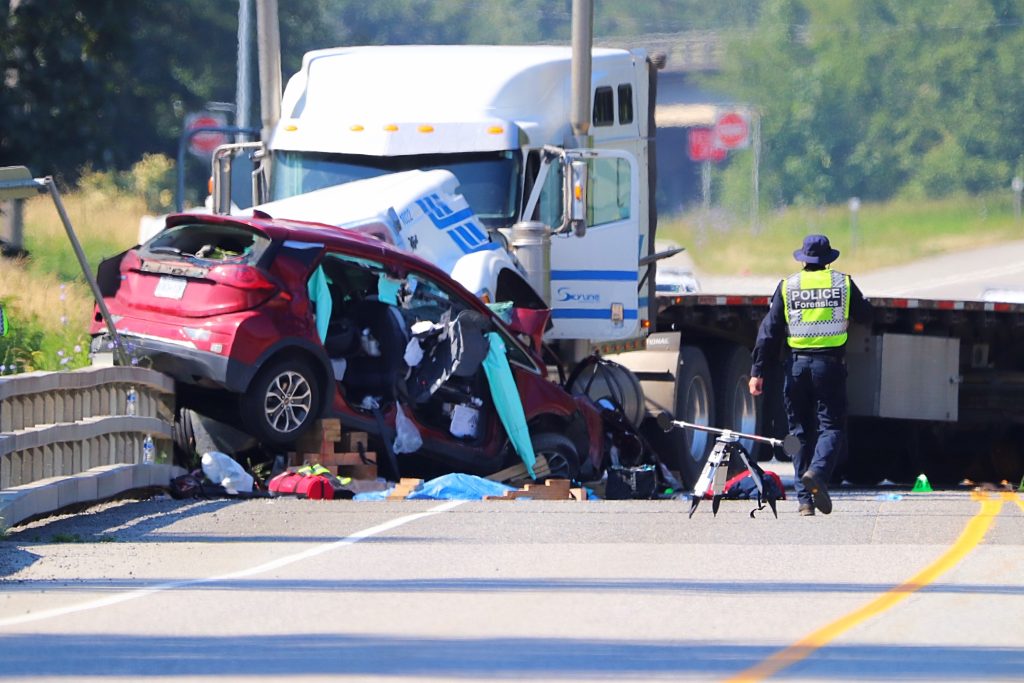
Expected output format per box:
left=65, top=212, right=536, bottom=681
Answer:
left=531, top=432, right=581, bottom=481
left=241, top=357, right=321, bottom=448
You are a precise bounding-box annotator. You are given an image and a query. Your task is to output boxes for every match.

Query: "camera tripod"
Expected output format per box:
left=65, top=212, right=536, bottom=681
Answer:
left=657, top=412, right=799, bottom=518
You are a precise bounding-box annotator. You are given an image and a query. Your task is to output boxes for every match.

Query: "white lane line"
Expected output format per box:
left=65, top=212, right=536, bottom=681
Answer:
left=0, top=500, right=465, bottom=628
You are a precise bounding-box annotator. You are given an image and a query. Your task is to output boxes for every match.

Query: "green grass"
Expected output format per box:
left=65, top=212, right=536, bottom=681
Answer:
left=658, top=193, right=1024, bottom=277
left=0, top=189, right=142, bottom=373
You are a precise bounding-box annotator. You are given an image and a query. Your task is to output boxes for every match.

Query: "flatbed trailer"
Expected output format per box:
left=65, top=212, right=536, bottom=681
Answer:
left=628, top=291, right=1024, bottom=487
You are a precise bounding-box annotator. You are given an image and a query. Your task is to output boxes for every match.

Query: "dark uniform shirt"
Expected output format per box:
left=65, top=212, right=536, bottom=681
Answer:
left=750, top=271, right=873, bottom=378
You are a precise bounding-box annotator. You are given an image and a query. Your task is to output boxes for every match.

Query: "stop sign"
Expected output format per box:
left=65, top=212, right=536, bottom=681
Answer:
left=714, top=111, right=750, bottom=150
left=688, top=127, right=727, bottom=162
left=186, top=112, right=228, bottom=157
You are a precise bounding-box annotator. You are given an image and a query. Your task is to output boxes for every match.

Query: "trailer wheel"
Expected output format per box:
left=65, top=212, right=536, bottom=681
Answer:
left=531, top=432, right=581, bottom=481
left=712, top=345, right=764, bottom=461
left=674, top=346, right=716, bottom=483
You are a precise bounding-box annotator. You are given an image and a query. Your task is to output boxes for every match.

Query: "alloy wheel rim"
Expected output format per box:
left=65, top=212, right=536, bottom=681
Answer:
left=264, top=370, right=313, bottom=434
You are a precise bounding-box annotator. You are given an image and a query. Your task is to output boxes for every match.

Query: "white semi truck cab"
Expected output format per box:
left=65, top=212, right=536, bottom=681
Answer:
left=214, top=45, right=661, bottom=349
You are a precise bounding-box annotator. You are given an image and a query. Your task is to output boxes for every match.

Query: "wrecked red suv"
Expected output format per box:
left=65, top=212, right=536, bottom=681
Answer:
left=90, top=212, right=604, bottom=481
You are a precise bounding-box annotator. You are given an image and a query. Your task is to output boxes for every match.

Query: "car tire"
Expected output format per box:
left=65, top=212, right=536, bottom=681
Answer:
left=531, top=432, right=581, bottom=482
left=241, top=357, right=321, bottom=449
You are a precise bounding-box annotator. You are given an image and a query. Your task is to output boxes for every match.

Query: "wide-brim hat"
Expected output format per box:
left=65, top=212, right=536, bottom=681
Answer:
left=794, top=234, right=840, bottom=265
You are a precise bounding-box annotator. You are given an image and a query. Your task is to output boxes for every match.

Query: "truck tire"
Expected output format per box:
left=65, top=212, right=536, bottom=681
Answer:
left=711, top=344, right=764, bottom=461
left=761, top=362, right=791, bottom=462
left=241, top=357, right=322, bottom=449
left=531, top=432, right=581, bottom=481
left=673, top=345, right=716, bottom=486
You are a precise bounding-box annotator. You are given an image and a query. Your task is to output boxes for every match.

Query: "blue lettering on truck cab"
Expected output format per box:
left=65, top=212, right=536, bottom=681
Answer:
left=557, top=287, right=601, bottom=303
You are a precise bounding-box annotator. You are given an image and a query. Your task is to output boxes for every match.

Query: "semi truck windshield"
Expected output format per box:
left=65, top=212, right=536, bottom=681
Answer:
left=271, top=150, right=521, bottom=229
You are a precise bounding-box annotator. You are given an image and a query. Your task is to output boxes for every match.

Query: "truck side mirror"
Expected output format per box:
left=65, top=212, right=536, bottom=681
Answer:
left=566, top=160, right=588, bottom=237
left=211, top=148, right=233, bottom=215
left=211, top=142, right=266, bottom=214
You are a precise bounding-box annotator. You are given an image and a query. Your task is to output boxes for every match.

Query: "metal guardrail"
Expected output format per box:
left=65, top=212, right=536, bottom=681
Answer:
left=0, top=366, right=178, bottom=527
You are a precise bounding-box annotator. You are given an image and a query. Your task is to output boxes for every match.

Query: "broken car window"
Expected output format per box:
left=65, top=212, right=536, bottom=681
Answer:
left=143, top=223, right=270, bottom=264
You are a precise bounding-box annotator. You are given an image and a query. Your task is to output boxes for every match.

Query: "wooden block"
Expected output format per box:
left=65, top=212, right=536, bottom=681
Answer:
left=338, top=463, right=378, bottom=481
left=295, top=452, right=328, bottom=466
left=486, top=478, right=577, bottom=501
left=304, top=451, right=377, bottom=468
left=337, top=431, right=369, bottom=452
left=485, top=455, right=550, bottom=485
left=294, top=436, right=333, bottom=454
left=543, top=479, right=571, bottom=495
left=508, top=482, right=570, bottom=500
left=295, top=419, right=342, bottom=448
left=334, top=451, right=377, bottom=466
left=387, top=478, right=424, bottom=500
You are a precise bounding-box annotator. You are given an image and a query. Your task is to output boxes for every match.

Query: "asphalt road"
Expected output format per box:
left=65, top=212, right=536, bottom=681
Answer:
left=1, top=479, right=1022, bottom=682
left=3, top=239, right=1024, bottom=681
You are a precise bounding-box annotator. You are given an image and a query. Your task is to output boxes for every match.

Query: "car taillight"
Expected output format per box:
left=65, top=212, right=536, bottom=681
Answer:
left=200, top=264, right=279, bottom=314
left=207, top=264, right=277, bottom=291
left=121, top=250, right=142, bottom=273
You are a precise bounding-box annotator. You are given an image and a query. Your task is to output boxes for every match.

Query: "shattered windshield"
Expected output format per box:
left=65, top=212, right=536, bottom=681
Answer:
left=270, top=150, right=521, bottom=229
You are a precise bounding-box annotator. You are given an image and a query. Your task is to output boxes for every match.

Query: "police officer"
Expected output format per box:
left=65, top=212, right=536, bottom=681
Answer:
left=748, top=235, right=872, bottom=516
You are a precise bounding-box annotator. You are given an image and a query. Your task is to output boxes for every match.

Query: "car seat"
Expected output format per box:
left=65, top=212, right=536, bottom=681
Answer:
left=342, top=300, right=410, bottom=402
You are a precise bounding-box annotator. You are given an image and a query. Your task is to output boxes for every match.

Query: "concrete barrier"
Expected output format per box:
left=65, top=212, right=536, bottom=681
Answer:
left=0, top=366, right=180, bottom=528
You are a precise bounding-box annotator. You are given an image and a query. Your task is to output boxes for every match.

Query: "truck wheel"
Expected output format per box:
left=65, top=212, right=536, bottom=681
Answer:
left=531, top=432, right=580, bottom=481
left=712, top=345, right=764, bottom=461
left=674, top=346, right=716, bottom=482
left=241, top=357, right=321, bottom=449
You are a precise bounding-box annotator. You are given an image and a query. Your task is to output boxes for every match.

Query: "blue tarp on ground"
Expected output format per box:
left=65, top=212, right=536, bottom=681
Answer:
left=353, top=473, right=515, bottom=501
left=407, top=473, right=515, bottom=500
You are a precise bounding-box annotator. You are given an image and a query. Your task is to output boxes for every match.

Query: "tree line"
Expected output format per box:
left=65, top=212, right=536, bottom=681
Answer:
left=4, top=0, right=1020, bottom=206
left=0, top=0, right=755, bottom=187
left=716, top=0, right=1024, bottom=204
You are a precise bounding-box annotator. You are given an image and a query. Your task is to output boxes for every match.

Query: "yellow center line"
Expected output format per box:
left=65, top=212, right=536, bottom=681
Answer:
left=726, top=492, right=1005, bottom=682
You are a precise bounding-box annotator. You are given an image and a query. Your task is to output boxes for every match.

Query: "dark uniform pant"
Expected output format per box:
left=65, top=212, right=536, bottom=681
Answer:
left=783, top=353, right=847, bottom=505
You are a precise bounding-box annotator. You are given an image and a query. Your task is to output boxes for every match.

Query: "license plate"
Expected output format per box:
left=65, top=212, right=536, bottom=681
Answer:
left=154, top=276, right=187, bottom=299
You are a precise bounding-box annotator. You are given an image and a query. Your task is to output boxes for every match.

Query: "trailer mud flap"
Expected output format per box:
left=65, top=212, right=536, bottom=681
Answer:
left=612, top=331, right=681, bottom=416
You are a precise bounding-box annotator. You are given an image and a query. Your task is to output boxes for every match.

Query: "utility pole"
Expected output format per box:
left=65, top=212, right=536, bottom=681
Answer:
left=255, top=0, right=282, bottom=143
left=236, top=0, right=253, bottom=142
left=569, top=0, right=594, bottom=150
left=751, top=110, right=761, bottom=234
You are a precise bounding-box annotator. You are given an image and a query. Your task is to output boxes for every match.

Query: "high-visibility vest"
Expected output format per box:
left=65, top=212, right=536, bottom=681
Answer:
left=782, top=269, right=850, bottom=349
